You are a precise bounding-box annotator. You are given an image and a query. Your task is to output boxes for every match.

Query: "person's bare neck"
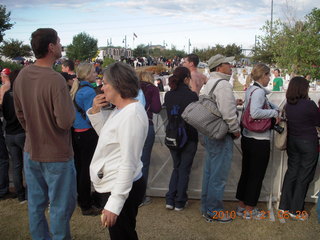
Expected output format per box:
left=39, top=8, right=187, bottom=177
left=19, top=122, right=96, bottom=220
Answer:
left=34, top=55, right=56, bottom=68
left=189, top=66, right=198, bottom=73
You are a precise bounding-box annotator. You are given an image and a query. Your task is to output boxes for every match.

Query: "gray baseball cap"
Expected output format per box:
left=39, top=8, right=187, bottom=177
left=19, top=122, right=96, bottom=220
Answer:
left=208, top=54, right=235, bottom=70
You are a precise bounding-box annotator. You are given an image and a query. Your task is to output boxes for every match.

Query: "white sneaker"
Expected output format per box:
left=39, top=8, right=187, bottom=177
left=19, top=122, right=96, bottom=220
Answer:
left=236, top=206, right=246, bottom=217
left=289, top=212, right=309, bottom=221
left=165, top=204, right=174, bottom=210
left=242, top=208, right=266, bottom=220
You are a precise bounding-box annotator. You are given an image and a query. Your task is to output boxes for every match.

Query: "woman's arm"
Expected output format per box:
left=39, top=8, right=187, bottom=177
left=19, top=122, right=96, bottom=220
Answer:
left=87, top=94, right=113, bottom=135
left=250, top=89, right=278, bottom=119
left=149, top=87, right=162, bottom=113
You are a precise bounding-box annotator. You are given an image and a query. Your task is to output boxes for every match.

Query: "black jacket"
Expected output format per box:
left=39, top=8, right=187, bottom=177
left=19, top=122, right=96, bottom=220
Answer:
left=164, top=83, right=199, bottom=141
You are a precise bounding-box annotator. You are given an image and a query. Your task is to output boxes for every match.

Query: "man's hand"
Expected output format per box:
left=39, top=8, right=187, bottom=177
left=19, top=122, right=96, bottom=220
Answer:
left=275, top=116, right=281, bottom=125
left=232, top=131, right=241, bottom=139
left=101, top=209, right=118, bottom=228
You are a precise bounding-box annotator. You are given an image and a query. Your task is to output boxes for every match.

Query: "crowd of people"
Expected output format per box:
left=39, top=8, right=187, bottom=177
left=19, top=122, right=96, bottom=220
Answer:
left=0, top=28, right=319, bottom=240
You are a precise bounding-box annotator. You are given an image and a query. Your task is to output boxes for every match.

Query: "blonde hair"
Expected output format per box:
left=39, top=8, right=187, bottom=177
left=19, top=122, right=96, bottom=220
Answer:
left=250, top=63, right=270, bottom=82
left=70, top=62, right=94, bottom=100
left=138, top=71, right=154, bottom=84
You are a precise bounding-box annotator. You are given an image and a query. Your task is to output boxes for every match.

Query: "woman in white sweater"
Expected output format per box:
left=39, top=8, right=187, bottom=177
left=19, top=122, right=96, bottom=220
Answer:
left=87, top=62, right=148, bottom=240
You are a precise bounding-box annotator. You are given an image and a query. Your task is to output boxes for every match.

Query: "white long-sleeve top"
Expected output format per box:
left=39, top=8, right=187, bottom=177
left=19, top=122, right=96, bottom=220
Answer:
left=87, top=102, right=148, bottom=215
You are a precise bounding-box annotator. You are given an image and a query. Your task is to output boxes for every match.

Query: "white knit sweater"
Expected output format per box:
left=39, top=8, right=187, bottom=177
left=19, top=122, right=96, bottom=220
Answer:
left=87, top=102, right=148, bottom=215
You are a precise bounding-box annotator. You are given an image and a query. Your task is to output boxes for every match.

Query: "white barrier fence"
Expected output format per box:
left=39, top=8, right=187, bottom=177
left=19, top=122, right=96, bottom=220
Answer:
left=146, top=91, right=320, bottom=206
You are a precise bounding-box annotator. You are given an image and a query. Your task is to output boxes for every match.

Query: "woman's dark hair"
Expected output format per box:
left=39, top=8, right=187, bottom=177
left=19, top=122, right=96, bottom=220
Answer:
left=8, top=69, right=20, bottom=86
left=31, top=28, right=58, bottom=59
left=168, top=66, right=190, bottom=90
left=103, top=62, right=139, bottom=99
left=286, top=76, right=309, bottom=105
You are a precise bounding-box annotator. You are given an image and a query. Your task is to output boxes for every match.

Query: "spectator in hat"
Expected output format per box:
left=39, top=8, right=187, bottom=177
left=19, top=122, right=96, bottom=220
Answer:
left=201, top=54, right=240, bottom=223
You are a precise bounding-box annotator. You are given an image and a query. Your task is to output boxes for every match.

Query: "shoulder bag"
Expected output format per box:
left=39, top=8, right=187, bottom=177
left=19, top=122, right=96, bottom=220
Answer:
left=181, top=79, right=229, bottom=140
left=241, top=88, right=272, bottom=132
left=274, top=106, right=287, bottom=150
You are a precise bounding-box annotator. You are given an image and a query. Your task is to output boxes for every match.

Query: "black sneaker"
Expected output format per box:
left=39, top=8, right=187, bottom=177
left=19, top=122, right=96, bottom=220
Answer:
left=0, top=191, right=17, bottom=200
left=81, top=206, right=102, bottom=216
left=139, top=196, right=152, bottom=207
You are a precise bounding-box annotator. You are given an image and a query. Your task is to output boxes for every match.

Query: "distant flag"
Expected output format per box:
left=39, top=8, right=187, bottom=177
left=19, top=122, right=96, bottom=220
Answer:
left=133, top=33, right=138, bottom=38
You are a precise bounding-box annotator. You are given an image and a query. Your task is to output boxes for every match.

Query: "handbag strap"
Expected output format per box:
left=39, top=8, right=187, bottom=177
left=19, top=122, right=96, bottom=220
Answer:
left=208, top=79, right=226, bottom=99
left=244, top=88, right=259, bottom=112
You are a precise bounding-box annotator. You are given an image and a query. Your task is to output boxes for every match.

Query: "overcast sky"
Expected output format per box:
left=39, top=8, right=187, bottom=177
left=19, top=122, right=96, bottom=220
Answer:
left=2, top=0, right=318, bottom=52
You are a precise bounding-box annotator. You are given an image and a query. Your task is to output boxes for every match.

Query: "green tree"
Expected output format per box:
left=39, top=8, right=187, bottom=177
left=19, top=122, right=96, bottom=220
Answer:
left=133, top=44, right=148, bottom=56
left=0, top=5, right=14, bottom=43
left=224, top=44, right=243, bottom=59
left=66, top=32, right=98, bottom=61
left=194, top=43, right=244, bottom=62
left=0, top=39, right=31, bottom=58
left=253, top=8, right=320, bottom=78
left=102, top=57, right=116, bottom=68
left=252, top=19, right=283, bottom=64
left=272, top=8, right=320, bottom=78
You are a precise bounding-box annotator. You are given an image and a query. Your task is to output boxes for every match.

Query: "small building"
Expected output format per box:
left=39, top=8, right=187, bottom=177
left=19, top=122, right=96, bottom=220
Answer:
left=98, top=47, right=132, bottom=60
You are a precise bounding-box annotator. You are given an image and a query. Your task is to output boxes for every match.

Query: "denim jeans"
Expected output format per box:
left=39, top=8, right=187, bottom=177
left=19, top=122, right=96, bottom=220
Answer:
left=201, top=135, right=233, bottom=214
left=5, top=133, right=26, bottom=200
left=0, top=126, right=9, bottom=197
left=166, top=140, right=198, bottom=208
left=141, top=125, right=155, bottom=186
left=24, top=152, right=77, bottom=240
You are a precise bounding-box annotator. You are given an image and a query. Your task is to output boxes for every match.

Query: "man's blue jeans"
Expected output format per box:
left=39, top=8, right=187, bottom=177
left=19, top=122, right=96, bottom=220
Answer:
left=201, top=135, right=233, bottom=214
left=24, top=152, right=77, bottom=240
left=5, top=133, right=26, bottom=200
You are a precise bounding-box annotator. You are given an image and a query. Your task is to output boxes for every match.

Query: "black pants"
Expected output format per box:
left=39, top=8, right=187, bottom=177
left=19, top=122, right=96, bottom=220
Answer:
left=72, top=128, right=98, bottom=210
left=95, top=177, right=145, bottom=240
left=236, top=136, right=270, bottom=206
left=279, top=136, right=318, bottom=213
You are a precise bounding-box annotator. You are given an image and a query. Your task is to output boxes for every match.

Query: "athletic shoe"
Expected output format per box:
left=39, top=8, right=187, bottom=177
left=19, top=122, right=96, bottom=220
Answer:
left=202, top=213, right=233, bottom=223
left=165, top=204, right=174, bottom=210
left=289, top=212, right=309, bottom=221
left=242, top=208, right=265, bottom=220
left=139, top=196, right=152, bottom=207
left=236, top=206, right=246, bottom=217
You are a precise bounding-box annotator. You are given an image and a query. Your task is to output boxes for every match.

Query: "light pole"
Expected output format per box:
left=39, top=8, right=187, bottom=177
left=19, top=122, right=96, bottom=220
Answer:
left=270, top=0, right=274, bottom=42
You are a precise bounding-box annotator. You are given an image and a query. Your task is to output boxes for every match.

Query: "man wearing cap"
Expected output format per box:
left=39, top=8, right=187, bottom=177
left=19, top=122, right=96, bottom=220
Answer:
left=14, top=28, right=76, bottom=239
left=183, top=54, right=207, bottom=95
left=201, top=54, right=240, bottom=223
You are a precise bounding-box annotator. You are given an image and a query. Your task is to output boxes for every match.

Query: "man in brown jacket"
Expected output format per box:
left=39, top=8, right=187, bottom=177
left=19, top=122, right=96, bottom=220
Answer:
left=14, top=28, right=76, bottom=240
